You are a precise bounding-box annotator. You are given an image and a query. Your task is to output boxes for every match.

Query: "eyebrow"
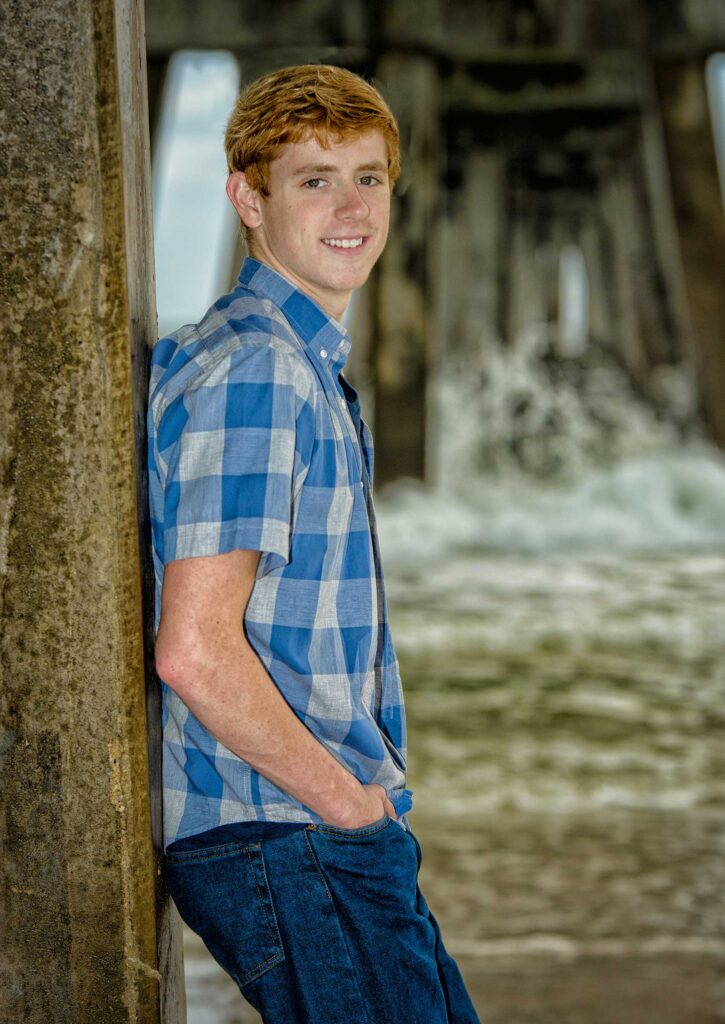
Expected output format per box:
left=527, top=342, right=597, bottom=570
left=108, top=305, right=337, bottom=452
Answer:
left=292, top=161, right=389, bottom=176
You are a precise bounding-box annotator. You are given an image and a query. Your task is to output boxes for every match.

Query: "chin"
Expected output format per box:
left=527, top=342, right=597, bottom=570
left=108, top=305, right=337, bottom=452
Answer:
left=337, top=267, right=374, bottom=290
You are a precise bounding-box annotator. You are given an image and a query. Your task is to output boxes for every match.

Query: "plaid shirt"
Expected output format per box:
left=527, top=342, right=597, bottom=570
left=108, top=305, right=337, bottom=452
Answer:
left=148, top=258, right=411, bottom=847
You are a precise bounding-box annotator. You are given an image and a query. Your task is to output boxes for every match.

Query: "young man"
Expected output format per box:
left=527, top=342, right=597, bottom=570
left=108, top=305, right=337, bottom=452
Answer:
left=148, top=64, right=479, bottom=1023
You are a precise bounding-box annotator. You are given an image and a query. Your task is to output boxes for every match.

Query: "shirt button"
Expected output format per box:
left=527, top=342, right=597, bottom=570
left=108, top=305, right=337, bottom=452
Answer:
left=320, top=349, right=328, bottom=358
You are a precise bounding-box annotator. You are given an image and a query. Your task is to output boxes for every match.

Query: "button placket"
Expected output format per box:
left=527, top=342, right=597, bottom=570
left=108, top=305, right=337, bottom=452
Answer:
left=324, top=381, right=362, bottom=480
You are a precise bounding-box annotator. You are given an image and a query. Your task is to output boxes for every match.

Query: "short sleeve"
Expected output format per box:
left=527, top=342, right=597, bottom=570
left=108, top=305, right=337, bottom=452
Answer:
left=157, top=344, right=315, bottom=572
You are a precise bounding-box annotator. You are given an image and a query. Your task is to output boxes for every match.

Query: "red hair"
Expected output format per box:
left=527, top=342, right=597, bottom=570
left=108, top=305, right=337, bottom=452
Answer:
left=224, top=64, right=400, bottom=196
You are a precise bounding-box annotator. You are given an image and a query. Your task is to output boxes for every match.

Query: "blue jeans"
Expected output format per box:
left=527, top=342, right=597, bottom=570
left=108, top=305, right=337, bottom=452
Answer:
left=166, top=816, right=480, bottom=1023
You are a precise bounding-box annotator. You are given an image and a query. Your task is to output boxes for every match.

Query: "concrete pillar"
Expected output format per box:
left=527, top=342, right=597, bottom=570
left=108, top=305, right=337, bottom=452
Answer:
left=0, top=2, right=184, bottom=1022
left=371, top=54, right=440, bottom=484
left=656, top=58, right=725, bottom=449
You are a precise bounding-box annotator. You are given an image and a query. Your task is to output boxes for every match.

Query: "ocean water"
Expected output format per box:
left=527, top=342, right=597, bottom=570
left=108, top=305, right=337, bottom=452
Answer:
left=183, top=446, right=725, bottom=1023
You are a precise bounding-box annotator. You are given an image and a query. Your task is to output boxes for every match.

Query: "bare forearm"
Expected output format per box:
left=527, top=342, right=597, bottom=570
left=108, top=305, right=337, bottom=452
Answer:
left=164, top=636, right=368, bottom=825
left=155, top=550, right=393, bottom=828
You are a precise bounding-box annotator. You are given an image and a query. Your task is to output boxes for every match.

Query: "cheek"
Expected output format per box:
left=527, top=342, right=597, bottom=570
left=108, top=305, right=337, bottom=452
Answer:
left=375, top=206, right=391, bottom=243
left=375, top=198, right=391, bottom=231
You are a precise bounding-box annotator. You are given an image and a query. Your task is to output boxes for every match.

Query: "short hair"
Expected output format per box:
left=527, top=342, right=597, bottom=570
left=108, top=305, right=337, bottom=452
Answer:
left=224, top=64, right=401, bottom=196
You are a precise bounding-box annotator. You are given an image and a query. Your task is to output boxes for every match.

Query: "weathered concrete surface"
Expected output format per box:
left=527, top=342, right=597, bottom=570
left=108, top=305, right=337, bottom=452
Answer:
left=656, top=59, right=725, bottom=450
left=0, top=1, right=183, bottom=1021
left=371, top=55, right=439, bottom=485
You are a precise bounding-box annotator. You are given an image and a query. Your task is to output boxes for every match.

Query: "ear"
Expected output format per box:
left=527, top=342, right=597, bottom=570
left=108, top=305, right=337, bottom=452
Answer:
left=226, top=171, right=263, bottom=229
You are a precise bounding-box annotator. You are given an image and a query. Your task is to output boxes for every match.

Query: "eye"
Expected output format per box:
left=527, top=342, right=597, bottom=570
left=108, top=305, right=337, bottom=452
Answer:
left=303, top=178, right=325, bottom=189
left=358, top=175, right=382, bottom=187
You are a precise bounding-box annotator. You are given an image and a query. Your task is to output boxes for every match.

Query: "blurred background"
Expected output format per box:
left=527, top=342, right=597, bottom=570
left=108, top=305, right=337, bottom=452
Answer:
left=145, top=1, right=725, bottom=1021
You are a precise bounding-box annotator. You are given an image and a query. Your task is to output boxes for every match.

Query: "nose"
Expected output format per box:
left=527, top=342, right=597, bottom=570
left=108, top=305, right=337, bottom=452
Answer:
left=335, top=182, right=369, bottom=221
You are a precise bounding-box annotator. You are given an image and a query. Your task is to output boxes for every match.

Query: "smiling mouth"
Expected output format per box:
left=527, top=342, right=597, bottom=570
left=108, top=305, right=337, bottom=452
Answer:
left=322, top=237, right=365, bottom=249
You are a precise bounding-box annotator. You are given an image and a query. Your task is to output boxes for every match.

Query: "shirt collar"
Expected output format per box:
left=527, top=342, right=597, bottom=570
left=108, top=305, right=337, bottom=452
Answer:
left=238, top=258, right=352, bottom=373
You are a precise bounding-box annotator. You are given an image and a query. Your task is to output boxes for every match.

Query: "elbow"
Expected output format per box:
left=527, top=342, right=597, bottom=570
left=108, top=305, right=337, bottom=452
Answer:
left=154, top=630, right=208, bottom=700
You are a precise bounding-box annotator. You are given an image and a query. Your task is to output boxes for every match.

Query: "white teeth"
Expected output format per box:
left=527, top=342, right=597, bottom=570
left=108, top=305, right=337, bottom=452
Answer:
left=322, top=237, right=364, bottom=249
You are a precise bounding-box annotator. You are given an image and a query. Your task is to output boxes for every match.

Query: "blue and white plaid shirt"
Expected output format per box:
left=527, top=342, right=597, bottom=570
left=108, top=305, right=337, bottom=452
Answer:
left=148, top=258, right=411, bottom=847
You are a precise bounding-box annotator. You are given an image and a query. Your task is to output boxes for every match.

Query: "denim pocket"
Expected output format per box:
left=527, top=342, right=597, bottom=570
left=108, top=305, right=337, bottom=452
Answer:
left=165, top=841, right=284, bottom=987
left=313, top=815, right=392, bottom=839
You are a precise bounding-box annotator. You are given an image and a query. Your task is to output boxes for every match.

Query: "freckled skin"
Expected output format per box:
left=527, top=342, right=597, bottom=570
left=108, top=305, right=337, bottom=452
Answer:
left=226, top=130, right=392, bottom=321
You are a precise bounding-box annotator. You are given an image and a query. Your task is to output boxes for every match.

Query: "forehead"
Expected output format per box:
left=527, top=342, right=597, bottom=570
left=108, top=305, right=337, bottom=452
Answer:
left=270, top=129, right=389, bottom=176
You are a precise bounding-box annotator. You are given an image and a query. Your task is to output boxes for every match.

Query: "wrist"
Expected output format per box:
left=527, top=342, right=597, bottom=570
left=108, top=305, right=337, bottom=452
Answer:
left=315, top=772, right=365, bottom=827
left=319, top=781, right=391, bottom=829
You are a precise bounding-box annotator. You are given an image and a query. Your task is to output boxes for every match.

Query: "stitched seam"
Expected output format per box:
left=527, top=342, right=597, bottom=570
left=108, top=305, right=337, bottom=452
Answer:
left=303, top=831, right=374, bottom=1024
left=303, top=828, right=334, bottom=903
left=236, top=950, right=285, bottom=988
left=166, top=839, right=259, bottom=865
left=317, top=817, right=392, bottom=840
left=246, top=846, right=277, bottom=944
left=234, top=847, right=285, bottom=988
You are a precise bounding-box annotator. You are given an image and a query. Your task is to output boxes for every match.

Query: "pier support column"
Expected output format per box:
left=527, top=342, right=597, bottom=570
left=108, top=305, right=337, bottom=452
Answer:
left=656, top=58, right=725, bottom=448
left=0, top=1, right=184, bottom=1022
left=371, top=54, right=440, bottom=484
